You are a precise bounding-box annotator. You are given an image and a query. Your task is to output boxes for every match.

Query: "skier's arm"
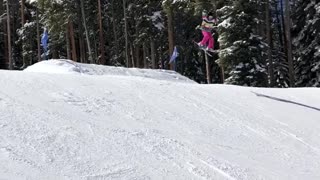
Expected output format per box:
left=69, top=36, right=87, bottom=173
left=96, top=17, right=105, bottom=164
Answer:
left=201, top=21, right=206, bottom=28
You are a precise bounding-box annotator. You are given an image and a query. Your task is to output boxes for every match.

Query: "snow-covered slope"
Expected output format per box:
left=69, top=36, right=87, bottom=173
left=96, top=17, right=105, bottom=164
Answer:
left=1, top=60, right=320, bottom=180
left=24, top=59, right=195, bottom=84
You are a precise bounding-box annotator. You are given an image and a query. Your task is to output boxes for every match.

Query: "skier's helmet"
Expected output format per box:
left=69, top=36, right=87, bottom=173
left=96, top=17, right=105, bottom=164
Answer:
left=202, top=10, right=208, bottom=16
left=208, top=12, right=214, bottom=19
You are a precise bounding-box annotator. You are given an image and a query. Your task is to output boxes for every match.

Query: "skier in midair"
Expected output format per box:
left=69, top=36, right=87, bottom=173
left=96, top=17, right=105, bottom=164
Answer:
left=197, top=10, right=217, bottom=52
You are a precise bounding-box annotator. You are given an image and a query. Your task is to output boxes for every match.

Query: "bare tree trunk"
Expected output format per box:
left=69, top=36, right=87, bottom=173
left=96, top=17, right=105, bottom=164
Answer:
left=135, top=46, right=140, bottom=68
left=164, top=2, right=175, bottom=70
left=160, top=48, right=164, bottom=69
left=205, top=54, right=211, bottom=84
left=266, top=0, right=274, bottom=87
left=82, top=39, right=87, bottom=63
left=123, top=0, right=129, bottom=67
left=6, top=0, right=12, bottom=70
left=66, top=25, right=71, bottom=60
left=4, top=29, right=8, bottom=68
left=111, top=0, right=119, bottom=56
left=150, top=39, right=156, bottom=69
left=130, top=43, right=135, bottom=67
left=93, top=35, right=98, bottom=63
left=52, top=45, right=58, bottom=59
left=66, top=19, right=71, bottom=60
left=77, top=4, right=86, bottom=63
left=284, top=0, right=294, bottom=87
left=36, top=7, right=41, bottom=62
left=68, top=20, right=77, bottom=61
left=221, top=66, right=225, bottom=83
left=133, top=9, right=140, bottom=68
left=0, top=0, right=2, bottom=25
left=280, top=0, right=288, bottom=56
left=126, top=43, right=132, bottom=67
left=79, top=37, right=85, bottom=63
left=0, top=0, right=7, bottom=67
left=258, top=3, right=265, bottom=36
left=275, top=2, right=284, bottom=50
left=80, top=0, right=93, bottom=63
left=21, top=0, right=25, bottom=24
left=97, top=0, right=106, bottom=65
left=147, top=0, right=156, bottom=69
left=143, top=42, right=148, bottom=68
left=21, top=0, right=26, bottom=67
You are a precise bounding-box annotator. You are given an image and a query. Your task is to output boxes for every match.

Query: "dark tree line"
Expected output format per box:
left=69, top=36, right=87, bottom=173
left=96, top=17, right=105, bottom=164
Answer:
left=0, top=0, right=319, bottom=87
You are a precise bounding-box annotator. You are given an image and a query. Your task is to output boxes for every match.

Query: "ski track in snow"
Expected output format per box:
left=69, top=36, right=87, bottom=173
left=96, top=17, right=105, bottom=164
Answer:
left=0, top=60, right=320, bottom=179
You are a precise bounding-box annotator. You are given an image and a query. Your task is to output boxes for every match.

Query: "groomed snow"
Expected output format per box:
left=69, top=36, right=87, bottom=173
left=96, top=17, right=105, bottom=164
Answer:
left=1, top=59, right=320, bottom=180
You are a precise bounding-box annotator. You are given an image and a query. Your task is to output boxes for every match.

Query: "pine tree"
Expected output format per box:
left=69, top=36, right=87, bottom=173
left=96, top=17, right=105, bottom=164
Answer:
left=293, top=0, right=320, bottom=87
left=284, top=0, right=294, bottom=87
left=217, top=0, right=268, bottom=87
left=270, top=0, right=290, bottom=87
left=1, top=0, right=318, bottom=88
left=266, top=0, right=275, bottom=87
left=17, top=21, right=37, bottom=66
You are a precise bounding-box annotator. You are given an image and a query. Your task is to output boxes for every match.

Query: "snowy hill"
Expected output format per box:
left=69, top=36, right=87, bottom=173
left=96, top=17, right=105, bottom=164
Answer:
left=24, top=59, right=195, bottom=84
left=1, top=60, right=320, bottom=180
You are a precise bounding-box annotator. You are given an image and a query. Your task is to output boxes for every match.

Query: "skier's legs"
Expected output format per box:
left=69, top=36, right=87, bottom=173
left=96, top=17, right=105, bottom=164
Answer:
left=208, top=34, right=214, bottom=49
left=200, top=31, right=210, bottom=46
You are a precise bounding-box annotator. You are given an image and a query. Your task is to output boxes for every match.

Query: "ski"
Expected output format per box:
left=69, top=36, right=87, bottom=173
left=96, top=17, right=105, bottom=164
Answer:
left=193, top=41, right=213, bottom=57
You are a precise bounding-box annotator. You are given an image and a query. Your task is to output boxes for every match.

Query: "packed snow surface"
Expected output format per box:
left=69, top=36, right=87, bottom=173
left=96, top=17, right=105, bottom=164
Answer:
left=1, top=59, right=320, bottom=180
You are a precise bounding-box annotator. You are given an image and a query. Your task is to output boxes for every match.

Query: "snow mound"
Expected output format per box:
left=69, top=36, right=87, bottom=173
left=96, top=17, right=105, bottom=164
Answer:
left=1, top=62, right=320, bottom=179
left=24, top=59, right=195, bottom=84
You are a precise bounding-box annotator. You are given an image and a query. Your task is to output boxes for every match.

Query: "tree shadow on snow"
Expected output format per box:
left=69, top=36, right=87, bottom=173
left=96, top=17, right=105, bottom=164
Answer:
left=252, top=92, right=320, bottom=112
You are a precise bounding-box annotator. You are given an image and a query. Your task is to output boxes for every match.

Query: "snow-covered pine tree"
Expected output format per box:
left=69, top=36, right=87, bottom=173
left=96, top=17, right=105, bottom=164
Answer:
left=128, top=0, right=159, bottom=68
left=217, top=0, right=268, bottom=87
left=163, top=0, right=210, bottom=83
left=293, top=0, right=320, bottom=87
left=37, top=0, right=69, bottom=59
left=16, top=21, right=37, bottom=66
left=270, top=0, right=290, bottom=88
